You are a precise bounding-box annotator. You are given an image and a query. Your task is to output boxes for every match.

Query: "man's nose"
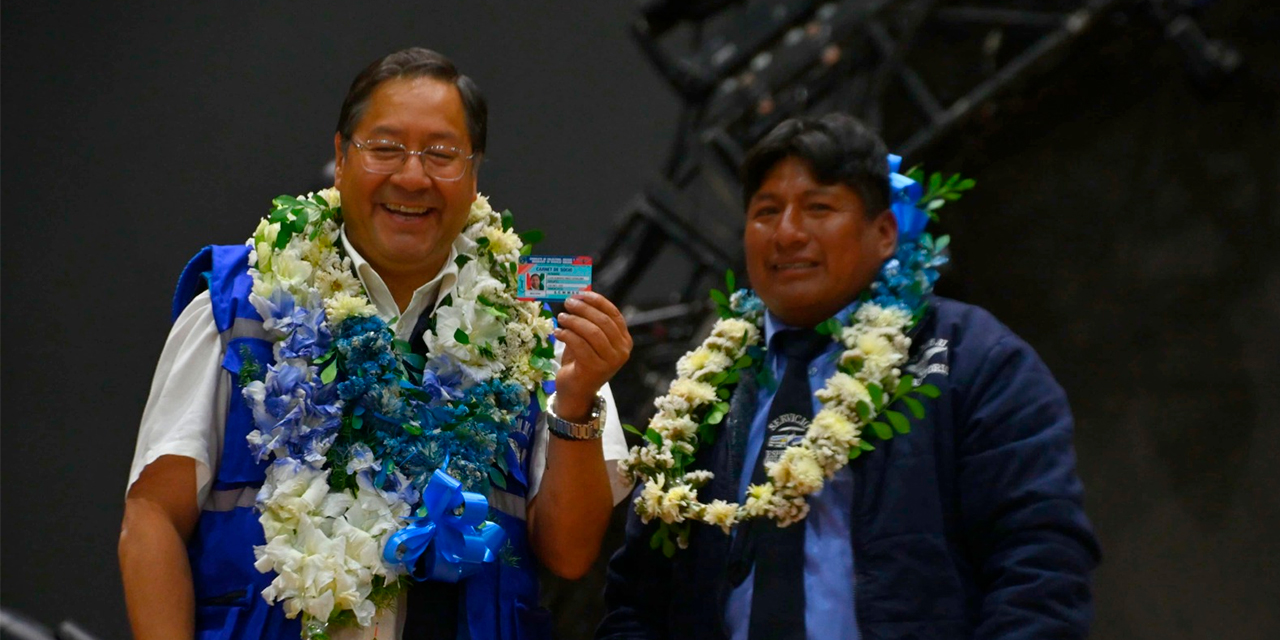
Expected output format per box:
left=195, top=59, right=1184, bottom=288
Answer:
left=389, top=155, right=436, bottom=190
left=774, top=206, right=809, bottom=246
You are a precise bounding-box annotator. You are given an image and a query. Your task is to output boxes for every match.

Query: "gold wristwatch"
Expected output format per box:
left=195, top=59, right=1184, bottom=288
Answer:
left=546, top=392, right=606, bottom=441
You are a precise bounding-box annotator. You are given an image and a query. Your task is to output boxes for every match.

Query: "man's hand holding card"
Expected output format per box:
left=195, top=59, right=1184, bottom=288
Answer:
left=520, top=256, right=631, bottom=423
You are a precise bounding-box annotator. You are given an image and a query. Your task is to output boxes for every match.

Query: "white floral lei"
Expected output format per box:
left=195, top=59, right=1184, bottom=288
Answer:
left=621, top=160, right=968, bottom=555
left=242, top=188, right=554, bottom=631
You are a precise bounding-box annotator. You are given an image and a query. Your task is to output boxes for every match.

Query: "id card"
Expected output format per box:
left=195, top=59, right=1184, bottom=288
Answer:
left=517, top=255, right=593, bottom=301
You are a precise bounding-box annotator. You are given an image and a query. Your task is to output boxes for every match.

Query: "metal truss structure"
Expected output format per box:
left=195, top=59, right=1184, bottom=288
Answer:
left=597, top=0, right=1240, bottom=425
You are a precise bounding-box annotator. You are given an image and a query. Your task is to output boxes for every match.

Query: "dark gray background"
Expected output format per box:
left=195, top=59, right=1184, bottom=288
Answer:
left=3, top=1, right=1277, bottom=639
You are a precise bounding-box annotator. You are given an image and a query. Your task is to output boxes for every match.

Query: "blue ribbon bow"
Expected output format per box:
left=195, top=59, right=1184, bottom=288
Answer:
left=382, top=463, right=506, bottom=583
left=888, top=154, right=927, bottom=243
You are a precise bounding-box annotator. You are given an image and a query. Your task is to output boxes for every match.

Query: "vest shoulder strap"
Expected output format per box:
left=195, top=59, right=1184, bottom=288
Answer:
left=172, top=244, right=258, bottom=333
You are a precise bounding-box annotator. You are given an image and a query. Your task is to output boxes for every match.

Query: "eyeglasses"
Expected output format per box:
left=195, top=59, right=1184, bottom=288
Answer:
left=349, top=138, right=475, bottom=180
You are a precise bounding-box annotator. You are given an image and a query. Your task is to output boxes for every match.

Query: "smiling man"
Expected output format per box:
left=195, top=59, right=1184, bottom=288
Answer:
left=120, top=48, right=633, bottom=640
left=598, top=113, right=1100, bottom=640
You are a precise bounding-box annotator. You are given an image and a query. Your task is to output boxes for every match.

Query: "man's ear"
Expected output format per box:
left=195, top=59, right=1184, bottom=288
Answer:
left=333, top=133, right=346, bottom=186
left=874, top=208, right=899, bottom=260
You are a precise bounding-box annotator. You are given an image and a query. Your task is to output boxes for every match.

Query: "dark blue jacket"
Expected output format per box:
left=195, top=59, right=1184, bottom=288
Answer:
left=597, top=298, right=1101, bottom=640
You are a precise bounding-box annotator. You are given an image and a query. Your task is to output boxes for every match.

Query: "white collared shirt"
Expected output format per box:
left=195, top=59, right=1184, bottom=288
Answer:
left=127, top=229, right=632, bottom=510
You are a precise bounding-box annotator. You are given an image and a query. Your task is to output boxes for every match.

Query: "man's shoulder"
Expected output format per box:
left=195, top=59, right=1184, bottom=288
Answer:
left=925, top=296, right=1021, bottom=350
left=920, top=297, right=1050, bottom=378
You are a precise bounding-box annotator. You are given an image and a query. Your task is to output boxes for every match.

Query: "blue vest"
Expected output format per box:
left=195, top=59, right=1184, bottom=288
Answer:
left=175, top=244, right=551, bottom=640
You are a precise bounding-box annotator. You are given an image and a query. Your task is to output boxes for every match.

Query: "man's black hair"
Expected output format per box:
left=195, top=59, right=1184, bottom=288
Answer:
left=336, top=47, right=488, bottom=157
left=742, top=113, right=890, bottom=215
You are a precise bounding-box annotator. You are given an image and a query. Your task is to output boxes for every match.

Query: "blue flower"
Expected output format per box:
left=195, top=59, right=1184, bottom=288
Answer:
left=887, top=154, right=927, bottom=244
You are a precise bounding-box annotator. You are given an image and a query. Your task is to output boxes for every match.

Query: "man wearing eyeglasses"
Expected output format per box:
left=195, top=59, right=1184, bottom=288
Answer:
left=120, top=48, right=633, bottom=640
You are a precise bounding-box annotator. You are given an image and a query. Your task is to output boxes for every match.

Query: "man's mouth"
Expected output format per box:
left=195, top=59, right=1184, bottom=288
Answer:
left=772, top=261, right=820, bottom=272
left=380, top=203, right=436, bottom=218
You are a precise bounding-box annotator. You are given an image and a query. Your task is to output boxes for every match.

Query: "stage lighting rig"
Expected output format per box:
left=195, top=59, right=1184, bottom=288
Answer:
left=599, top=0, right=1240, bottom=426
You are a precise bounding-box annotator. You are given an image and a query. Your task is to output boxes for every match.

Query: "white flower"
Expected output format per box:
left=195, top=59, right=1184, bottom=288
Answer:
left=768, top=447, right=824, bottom=495
left=315, top=187, right=341, bottom=208
left=467, top=193, right=496, bottom=226
left=637, top=477, right=666, bottom=518
left=272, top=249, right=314, bottom=292
left=809, top=408, right=859, bottom=450
left=324, top=292, right=377, bottom=327
left=481, top=226, right=522, bottom=261
left=702, top=499, right=739, bottom=534
left=676, top=346, right=732, bottom=380
left=658, top=483, right=696, bottom=523
left=817, top=372, right=872, bottom=411
left=650, top=413, right=698, bottom=441
left=711, top=318, right=760, bottom=346
left=743, top=483, right=775, bottom=517
left=315, top=262, right=362, bottom=298
left=667, top=378, right=717, bottom=405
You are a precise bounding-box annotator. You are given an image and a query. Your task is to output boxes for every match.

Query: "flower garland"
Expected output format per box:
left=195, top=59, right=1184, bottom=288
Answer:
left=620, top=158, right=973, bottom=556
left=240, top=188, right=555, bottom=634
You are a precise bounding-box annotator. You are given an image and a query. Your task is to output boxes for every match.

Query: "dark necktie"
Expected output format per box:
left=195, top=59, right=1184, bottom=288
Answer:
left=747, top=328, right=829, bottom=640
left=403, top=308, right=461, bottom=640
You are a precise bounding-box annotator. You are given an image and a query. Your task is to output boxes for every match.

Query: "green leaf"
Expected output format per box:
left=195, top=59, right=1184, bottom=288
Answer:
left=520, top=244, right=533, bottom=257
left=453, top=328, right=470, bottom=345
left=475, top=236, right=490, bottom=247
left=320, top=360, right=338, bottom=384
left=479, top=304, right=509, bottom=319
left=519, top=229, right=545, bottom=245
left=848, top=447, right=862, bottom=460
left=854, top=400, right=872, bottom=421
left=402, top=352, right=426, bottom=370
left=859, top=440, right=876, bottom=451
left=705, top=409, right=726, bottom=425
left=455, top=254, right=473, bottom=268
left=622, top=423, right=644, bottom=437
left=501, top=210, right=514, bottom=230
left=871, top=421, right=893, bottom=440
left=902, top=395, right=926, bottom=419
left=886, top=410, right=911, bottom=434
left=488, top=466, right=508, bottom=490
left=957, top=178, right=976, bottom=191
left=716, top=387, right=730, bottom=400
left=708, top=288, right=729, bottom=307
left=403, top=422, right=423, bottom=436
left=928, top=172, right=942, bottom=193
left=649, top=527, right=665, bottom=550
left=662, top=538, right=675, bottom=558
left=536, top=384, right=549, bottom=411
left=644, top=428, right=663, bottom=446
left=896, top=375, right=914, bottom=396
left=934, top=235, right=950, bottom=252
left=867, top=383, right=885, bottom=410
left=352, top=413, right=364, bottom=430
left=916, top=383, right=941, bottom=399
left=734, top=355, right=753, bottom=369
left=698, top=422, right=718, bottom=446
left=725, top=269, right=736, bottom=293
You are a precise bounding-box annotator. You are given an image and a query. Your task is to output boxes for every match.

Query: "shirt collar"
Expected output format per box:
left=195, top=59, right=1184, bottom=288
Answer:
left=340, top=226, right=461, bottom=335
left=763, top=298, right=860, bottom=352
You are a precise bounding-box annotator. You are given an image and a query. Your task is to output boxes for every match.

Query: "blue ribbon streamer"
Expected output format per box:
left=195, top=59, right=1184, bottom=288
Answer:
left=888, top=154, right=927, bottom=243
left=382, top=463, right=507, bottom=583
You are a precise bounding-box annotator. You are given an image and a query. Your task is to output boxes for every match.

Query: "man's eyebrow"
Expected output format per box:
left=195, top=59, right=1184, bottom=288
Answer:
left=366, top=124, right=404, bottom=137
left=749, top=192, right=782, bottom=204
left=363, top=126, right=462, bottom=144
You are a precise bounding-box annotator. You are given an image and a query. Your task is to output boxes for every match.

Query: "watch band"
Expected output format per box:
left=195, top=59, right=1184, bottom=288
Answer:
left=546, top=392, right=606, bottom=441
